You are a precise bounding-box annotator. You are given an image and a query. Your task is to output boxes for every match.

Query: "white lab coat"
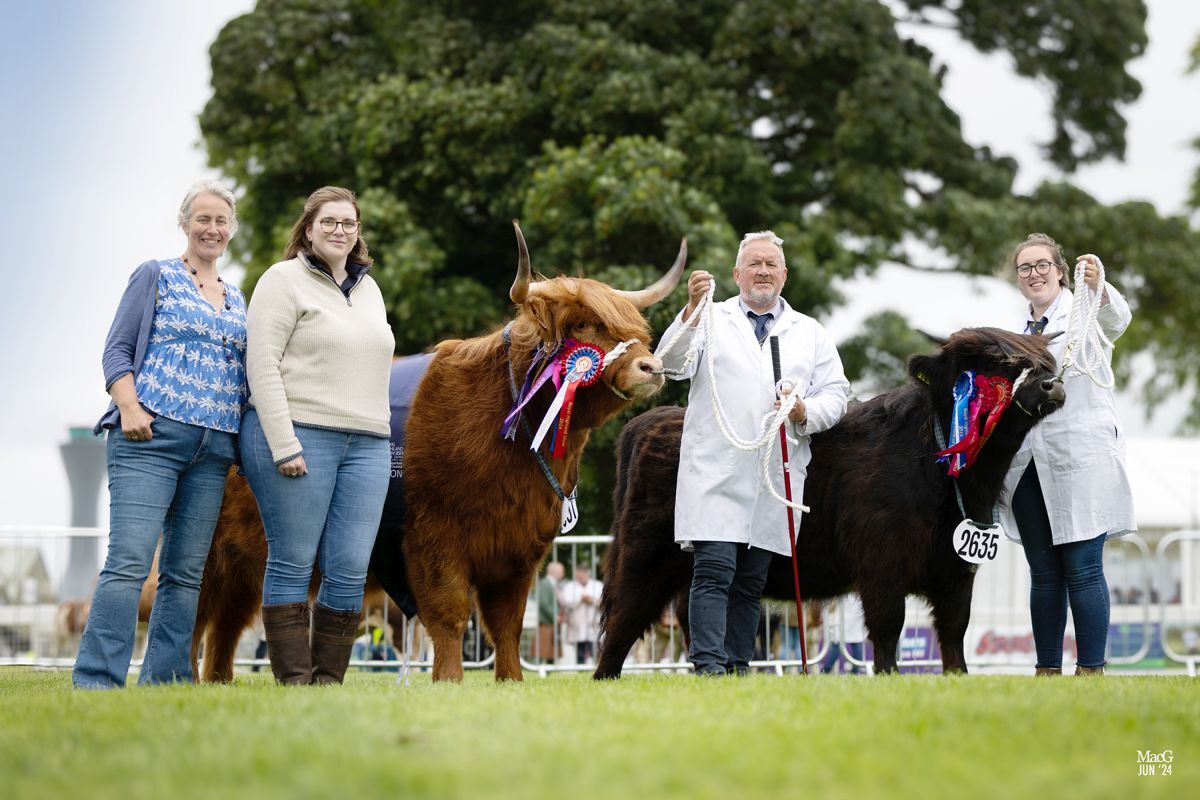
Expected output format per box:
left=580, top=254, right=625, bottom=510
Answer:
left=559, top=579, right=604, bottom=644
left=996, top=284, right=1137, bottom=545
left=657, top=297, right=849, bottom=556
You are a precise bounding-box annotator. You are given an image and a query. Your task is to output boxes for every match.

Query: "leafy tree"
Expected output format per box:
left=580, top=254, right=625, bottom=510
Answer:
left=1191, top=33, right=1200, bottom=211
left=201, top=0, right=1189, bottom=534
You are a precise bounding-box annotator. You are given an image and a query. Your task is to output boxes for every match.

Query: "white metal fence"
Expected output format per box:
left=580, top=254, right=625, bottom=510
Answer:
left=2, top=526, right=1198, bottom=676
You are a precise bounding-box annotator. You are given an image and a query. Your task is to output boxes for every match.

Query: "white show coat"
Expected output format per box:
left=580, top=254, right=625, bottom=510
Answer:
left=559, top=579, right=604, bottom=644
left=995, top=284, right=1137, bottom=545
left=657, top=297, right=849, bottom=556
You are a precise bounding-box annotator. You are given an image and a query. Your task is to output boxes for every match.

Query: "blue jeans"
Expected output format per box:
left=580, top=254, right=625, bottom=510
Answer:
left=688, top=541, right=773, bottom=674
left=240, top=410, right=389, bottom=613
left=1013, top=460, right=1110, bottom=669
left=73, top=416, right=235, bottom=688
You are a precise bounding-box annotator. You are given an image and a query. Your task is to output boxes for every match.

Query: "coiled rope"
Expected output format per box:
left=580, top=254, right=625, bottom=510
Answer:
left=1058, top=256, right=1116, bottom=389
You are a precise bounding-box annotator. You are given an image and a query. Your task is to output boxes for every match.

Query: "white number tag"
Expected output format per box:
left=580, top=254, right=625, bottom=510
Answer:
left=560, top=487, right=579, bottom=534
left=953, top=519, right=1003, bottom=564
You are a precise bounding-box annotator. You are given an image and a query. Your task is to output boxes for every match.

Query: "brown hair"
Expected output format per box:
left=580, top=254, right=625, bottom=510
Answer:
left=282, top=186, right=373, bottom=266
left=1009, top=232, right=1068, bottom=288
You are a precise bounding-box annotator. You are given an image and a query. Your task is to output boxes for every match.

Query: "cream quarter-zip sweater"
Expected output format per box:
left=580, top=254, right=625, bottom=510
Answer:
left=245, top=255, right=394, bottom=463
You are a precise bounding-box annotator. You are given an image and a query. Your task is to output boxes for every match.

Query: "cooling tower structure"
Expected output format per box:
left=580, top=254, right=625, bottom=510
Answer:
left=59, top=426, right=106, bottom=600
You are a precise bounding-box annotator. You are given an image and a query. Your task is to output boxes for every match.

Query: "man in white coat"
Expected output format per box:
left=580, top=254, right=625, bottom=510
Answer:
left=995, top=233, right=1135, bottom=677
left=656, top=231, right=849, bottom=676
left=559, top=565, right=604, bottom=665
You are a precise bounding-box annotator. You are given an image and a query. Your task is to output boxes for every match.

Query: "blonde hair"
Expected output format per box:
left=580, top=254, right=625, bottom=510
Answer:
left=179, top=180, right=238, bottom=236
left=282, top=186, right=373, bottom=266
left=1010, top=232, right=1068, bottom=288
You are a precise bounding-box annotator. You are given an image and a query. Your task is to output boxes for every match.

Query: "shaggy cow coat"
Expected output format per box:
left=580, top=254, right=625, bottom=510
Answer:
left=594, top=327, right=1066, bottom=677
left=189, top=226, right=684, bottom=683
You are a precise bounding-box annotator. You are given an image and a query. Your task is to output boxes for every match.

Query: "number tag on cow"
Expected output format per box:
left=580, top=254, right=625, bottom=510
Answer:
left=952, top=519, right=1003, bottom=565
left=560, top=487, right=579, bottom=533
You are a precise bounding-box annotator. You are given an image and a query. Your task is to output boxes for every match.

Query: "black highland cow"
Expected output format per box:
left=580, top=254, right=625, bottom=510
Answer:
left=595, top=327, right=1066, bottom=677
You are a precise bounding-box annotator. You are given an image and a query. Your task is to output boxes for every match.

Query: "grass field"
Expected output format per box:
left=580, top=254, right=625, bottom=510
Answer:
left=1, top=668, right=1195, bottom=800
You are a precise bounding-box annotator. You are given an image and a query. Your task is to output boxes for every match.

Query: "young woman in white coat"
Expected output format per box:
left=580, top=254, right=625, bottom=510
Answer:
left=996, top=233, right=1135, bottom=676
left=656, top=231, right=849, bottom=676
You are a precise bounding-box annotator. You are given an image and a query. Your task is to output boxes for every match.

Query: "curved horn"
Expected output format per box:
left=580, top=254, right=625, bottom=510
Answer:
left=614, top=238, right=687, bottom=308
left=510, top=219, right=531, bottom=304
left=916, top=329, right=947, bottom=348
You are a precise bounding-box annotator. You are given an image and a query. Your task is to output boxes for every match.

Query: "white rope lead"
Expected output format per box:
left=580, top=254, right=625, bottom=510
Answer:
left=1059, top=256, right=1115, bottom=389
left=656, top=282, right=810, bottom=513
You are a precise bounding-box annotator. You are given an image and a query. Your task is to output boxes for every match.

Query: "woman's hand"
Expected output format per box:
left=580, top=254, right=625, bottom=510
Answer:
left=278, top=455, right=308, bottom=478
left=1076, top=254, right=1104, bottom=292
left=120, top=405, right=155, bottom=442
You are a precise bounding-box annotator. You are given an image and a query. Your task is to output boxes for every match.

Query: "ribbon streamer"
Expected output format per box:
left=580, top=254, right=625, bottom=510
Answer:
left=545, top=343, right=604, bottom=457
left=500, top=348, right=561, bottom=440
left=935, top=371, right=1015, bottom=476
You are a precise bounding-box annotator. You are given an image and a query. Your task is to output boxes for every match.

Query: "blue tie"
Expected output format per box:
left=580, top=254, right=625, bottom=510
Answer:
left=747, top=311, right=773, bottom=344
left=1026, top=317, right=1048, bottom=335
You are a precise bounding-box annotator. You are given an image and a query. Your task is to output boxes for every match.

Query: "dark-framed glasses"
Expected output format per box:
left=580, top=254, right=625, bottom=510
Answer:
left=318, top=217, right=359, bottom=234
left=1016, top=259, right=1054, bottom=278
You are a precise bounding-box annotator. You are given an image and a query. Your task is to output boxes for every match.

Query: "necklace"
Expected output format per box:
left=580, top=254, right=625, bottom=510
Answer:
left=183, top=256, right=231, bottom=311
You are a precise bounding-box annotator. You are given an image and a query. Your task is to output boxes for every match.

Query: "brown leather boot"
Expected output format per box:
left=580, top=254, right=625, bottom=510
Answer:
left=1074, top=664, right=1105, bottom=676
left=1034, top=666, right=1062, bottom=676
left=261, top=602, right=312, bottom=685
left=312, top=604, right=360, bottom=685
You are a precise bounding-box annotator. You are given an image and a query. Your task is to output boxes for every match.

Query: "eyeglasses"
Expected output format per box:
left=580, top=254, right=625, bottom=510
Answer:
left=318, top=217, right=359, bottom=234
left=1016, top=259, right=1054, bottom=278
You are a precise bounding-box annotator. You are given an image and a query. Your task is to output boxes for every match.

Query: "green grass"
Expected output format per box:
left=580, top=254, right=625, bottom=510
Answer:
left=1, top=669, right=1196, bottom=800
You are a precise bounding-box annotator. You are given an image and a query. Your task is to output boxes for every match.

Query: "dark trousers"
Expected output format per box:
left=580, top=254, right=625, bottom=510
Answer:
left=1012, top=460, right=1110, bottom=669
left=688, top=541, right=773, bottom=675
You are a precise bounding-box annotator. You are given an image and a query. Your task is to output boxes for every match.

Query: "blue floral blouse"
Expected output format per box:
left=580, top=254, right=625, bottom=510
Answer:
left=134, top=258, right=248, bottom=432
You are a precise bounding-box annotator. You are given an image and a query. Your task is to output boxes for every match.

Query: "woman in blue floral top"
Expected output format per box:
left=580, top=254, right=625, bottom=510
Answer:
left=74, top=181, right=248, bottom=689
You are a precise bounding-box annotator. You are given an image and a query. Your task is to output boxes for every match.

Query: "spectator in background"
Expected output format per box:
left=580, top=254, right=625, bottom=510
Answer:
left=536, top=561, right=565, bottom=664
left=819, top=594, right=866, bottom=675
left=560, top=565, right=604, bottom=664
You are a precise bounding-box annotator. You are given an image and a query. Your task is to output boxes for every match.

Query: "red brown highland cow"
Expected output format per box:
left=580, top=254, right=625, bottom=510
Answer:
left=192, top=223, right=684, bottom=682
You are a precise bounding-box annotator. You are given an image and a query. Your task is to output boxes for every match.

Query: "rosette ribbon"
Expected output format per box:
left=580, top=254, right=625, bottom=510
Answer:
left=500, top=343, right=564, bottom=441
left=935, top=371, right=1015, bottom=476
left=531, top=342, right=604, bottom=458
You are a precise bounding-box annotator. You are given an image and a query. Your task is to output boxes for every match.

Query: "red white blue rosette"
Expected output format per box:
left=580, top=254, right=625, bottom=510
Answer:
left=550, top=343, right=603, bottom=456
left=562, top=343, right=603, bottom=387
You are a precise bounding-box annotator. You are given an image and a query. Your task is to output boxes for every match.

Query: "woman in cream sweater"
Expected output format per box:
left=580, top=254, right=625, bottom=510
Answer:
left=241, top=186, right=394, bottom=685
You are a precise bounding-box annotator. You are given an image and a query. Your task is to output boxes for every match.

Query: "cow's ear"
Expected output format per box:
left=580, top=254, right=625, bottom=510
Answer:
left=523, top=295, right=559, bottom=341
left=907, top=353, right=944, bottom=388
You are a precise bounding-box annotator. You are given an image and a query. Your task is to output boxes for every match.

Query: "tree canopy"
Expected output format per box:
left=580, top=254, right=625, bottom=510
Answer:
left=200, top=0, right=1200, bottom=531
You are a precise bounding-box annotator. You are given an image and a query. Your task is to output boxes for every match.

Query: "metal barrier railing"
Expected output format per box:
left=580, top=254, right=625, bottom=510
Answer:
left=1154, top=531, right=1200, bottom=677
left=3, top=527, right=1197, bottom=676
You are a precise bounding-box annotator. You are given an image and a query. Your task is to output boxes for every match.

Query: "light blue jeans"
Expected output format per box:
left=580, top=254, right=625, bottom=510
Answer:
left=73, top=416, right=235, bottom=689
left=240, top=409, right=389, bottom=612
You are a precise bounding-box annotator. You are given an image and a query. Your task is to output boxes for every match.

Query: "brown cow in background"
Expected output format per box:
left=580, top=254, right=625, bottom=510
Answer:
left=192, top=223, right=684, bottom=682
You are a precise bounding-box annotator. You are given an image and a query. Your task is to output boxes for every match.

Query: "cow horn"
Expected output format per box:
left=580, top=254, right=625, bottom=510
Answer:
left=917, top=329, right=947, bottom=348
left=510, top=219, right=532, bottom=304
left=614, top=238, right=687, bottom=308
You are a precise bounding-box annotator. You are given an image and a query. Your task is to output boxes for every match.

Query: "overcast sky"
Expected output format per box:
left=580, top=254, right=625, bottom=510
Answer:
left=1, top=0, right=1197, bottom=530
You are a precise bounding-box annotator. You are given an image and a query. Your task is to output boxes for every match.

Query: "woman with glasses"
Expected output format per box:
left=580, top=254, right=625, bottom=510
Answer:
left=996, top=232, right=1135, bottom=677
left=241, top=186, right=394, bottom=685
left=75, top=181, right=247, bottom=688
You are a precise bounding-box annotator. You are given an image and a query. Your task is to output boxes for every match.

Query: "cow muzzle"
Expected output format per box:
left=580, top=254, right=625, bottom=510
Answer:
left=618, top=355, right=666, bottom=399
left=1038, top=377, right=1066, bottom=415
